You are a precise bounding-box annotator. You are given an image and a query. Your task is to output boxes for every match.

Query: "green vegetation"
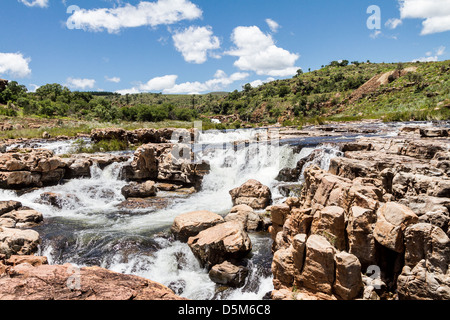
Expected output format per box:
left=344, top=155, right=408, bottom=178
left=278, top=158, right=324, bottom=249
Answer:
left=1, top=59, right=449, bottom=131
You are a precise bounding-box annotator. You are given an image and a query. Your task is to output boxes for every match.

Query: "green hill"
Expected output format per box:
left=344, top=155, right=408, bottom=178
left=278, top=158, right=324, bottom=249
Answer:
left=0, top=60, right=449, bottom=130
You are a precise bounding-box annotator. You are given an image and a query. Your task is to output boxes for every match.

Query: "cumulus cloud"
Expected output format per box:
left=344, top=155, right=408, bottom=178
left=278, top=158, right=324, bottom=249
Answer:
left=249, top=77, right=276, bottom=88
left=412, top=46, right=446, bottom=62
left=164, top=70, right=249, bottom=94
left=66, top=0, right=202, bottom=33
left=265, top=19, right=280, bottom=33
left=140, top=74, right=178, bottom=91
left=66, top=77, right=96, bottom=90
left=399, top=0, right=450, bottom=35
left=116, top=70, right=249, bottom=95
left=0, top=52, right=32, bottom=78
left=18, top=0, right=48, bottom=8
left=226, top=26, right=300, bottom=77
left=172, top=26, right=220, bottom=64
left=105, top=76, right=121, bottom=83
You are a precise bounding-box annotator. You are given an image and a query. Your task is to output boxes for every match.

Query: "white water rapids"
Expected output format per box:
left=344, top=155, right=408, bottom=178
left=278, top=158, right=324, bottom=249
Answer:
left=0, top=128, right=343, bottom=300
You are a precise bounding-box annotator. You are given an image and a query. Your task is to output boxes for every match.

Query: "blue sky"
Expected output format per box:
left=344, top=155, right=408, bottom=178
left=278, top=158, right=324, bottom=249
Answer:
left=0, top=0, right=449, bottom=94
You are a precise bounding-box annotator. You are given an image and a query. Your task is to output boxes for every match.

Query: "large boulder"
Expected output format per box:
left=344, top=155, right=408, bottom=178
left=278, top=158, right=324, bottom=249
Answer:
left=229, top=179, right=272, bottom=210
left=373, top=202, right=419, bottom=253
left=224, top=204, right=261, bottom=231
left=121, top=181, right=157, bottom=199
left=208, top=261, right=249, bottom=287
left=187, top=221, right=252, bottom=269
left=0, top=263, right=185, bottom=300
left=171, top=210, right=224, bottom=242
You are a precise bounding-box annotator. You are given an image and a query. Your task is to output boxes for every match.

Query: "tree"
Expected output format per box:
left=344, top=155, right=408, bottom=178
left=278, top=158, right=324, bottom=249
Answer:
left=0, top=81, right=27, bottom=104
left=243, top=83, right=252, bottom=93
left=36, top=83, right=68, bottom=102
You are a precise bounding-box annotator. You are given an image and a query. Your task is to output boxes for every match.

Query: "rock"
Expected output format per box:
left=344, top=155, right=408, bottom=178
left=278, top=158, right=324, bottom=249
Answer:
left=39, top=192, right=80, bottom=209
left=0, top=200, right=22, bottom=215
left=333, top=251, right=364, bottom=300
left=0, top=263, right=185, bottom=300
left=292, top=234, right=307, bottom=274
left=225, top=204, right=261, bottom=231
left=187, top=221, right=252, bottom=270
left=171, top=210, right=224, bottom=242
left=402, top=223, right=449, bottom=272
left=300, top=234, right=336, bottom=295
left=62, top=157, right=92, bottom=179
left=310, top=206, right=346, bottom=250
left=116, top=197, right=171, bottom=213
left=91, top=128, right=127, bottom=142
left=373, top=202, right=419, bottom=253
left=208, top=261, right=249, bottom=287
left=229, top=179, right=272, bottom=209
left=0, top=227, right=40, bottom=258
left=121, top=143, right=210, bottom=189
left=346, top=206, right=377, bottom=268
left=272, top=245, right=295, bottom=289
left=5, top=255, right=48, bottom=267
left=121, top=181, right=157, bottom=199
left=42, top=132, right=50, bottom=139
left=1, top=209, right=43, bottom=228
left=0, top=218, right=16, bottom=228
left=0, top=148, right=66, bottom=189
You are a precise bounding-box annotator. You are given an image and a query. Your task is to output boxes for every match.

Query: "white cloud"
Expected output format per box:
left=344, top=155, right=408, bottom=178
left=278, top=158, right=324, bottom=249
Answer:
left=249, top=77, right=275, bottom=88
left=265, top=18, right=280, bottom=33
left=0, top=52, right=31, bottom=78
left=18, top=0, right=48, bottom=8
left=399, top=0, right=450, bottom=35
left=385, top=18, right=403, bottom=29
left=163, top=70, right=249, bottom=94
left=172, top=26, right=220, bottom=64
left=226, top=26, right=300, bottom=77
left=116, top=70, right=249, bottom=95
left=140, top=74, right=178, bottom=91
left=412, top=46, right=446, bottom=62
left=66, top=0, right=202, bottom=33
left=105, top=76, right=121, bottom=83
left=66, top=77, right=96, bottom=90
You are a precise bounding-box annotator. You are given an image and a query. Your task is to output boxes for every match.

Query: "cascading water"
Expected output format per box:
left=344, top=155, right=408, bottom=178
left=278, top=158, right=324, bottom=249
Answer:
left=0, top=128, right=343, bottom=300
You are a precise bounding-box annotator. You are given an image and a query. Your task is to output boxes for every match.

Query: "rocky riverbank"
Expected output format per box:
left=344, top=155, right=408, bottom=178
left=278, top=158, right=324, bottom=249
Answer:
left=269, top=127, right=450, bottom=300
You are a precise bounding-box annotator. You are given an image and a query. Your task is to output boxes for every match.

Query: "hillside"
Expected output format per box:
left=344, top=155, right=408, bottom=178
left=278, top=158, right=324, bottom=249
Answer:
left=0, top=60, right=449, bottom=133
left=210, top=60, right=450, bottom=125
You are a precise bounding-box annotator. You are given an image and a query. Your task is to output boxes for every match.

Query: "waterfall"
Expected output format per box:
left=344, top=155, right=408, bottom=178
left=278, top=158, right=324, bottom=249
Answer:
left=0, top=128, right=343, bottom=300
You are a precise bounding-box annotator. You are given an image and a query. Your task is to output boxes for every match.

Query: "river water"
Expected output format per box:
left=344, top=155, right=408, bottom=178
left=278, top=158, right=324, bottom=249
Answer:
left=1, top=121, right=440, bottom=300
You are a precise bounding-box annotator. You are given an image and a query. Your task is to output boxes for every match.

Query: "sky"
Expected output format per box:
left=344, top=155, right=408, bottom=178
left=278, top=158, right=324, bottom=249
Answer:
left=0, top=0, right=449, bottom=94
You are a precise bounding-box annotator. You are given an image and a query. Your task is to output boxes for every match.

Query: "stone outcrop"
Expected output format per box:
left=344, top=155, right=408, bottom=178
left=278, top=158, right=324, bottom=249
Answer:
left=120, top=143, right=210, bottom=190
left=0, top=263, right=185, bottom=300
left=0, top=200, right=43, bottom=230
left=229, top=179, right=272, bottom=209
left=91, top=127, right=199, bottom=145
left=269, top=133, right=450, bottom=300
left=0, top=148, right=66, bottom=189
